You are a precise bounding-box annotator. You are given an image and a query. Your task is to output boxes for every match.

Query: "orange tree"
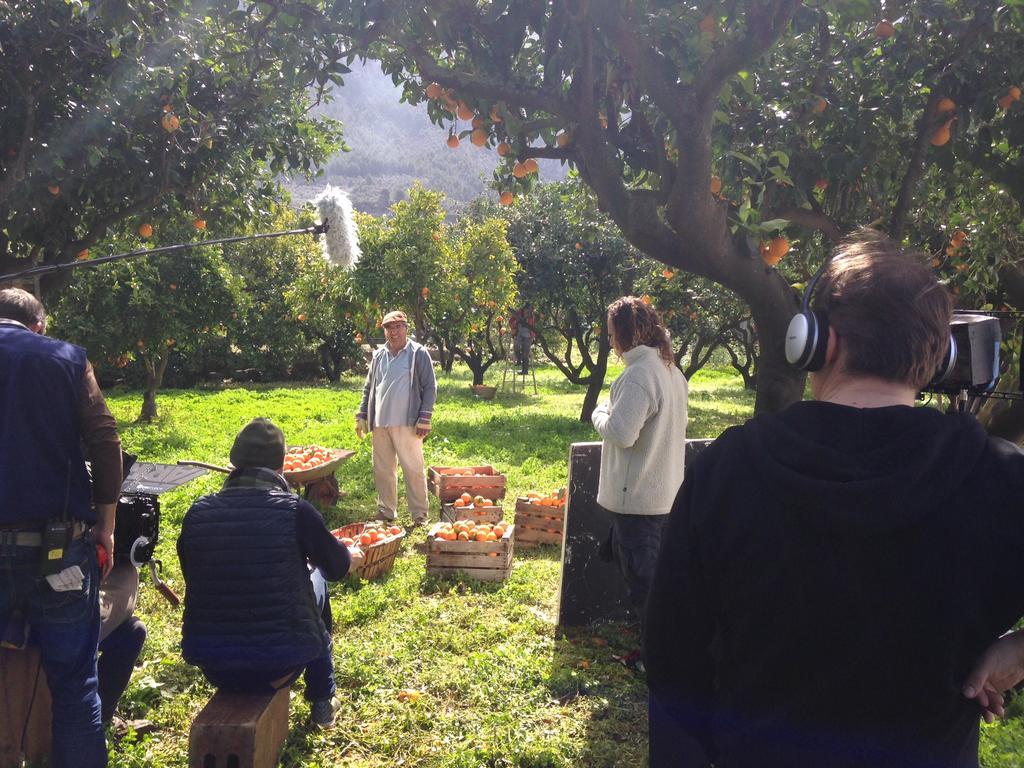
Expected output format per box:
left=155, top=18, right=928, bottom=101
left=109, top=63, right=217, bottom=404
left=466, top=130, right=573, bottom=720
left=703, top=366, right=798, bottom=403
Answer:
left=500, top=180, right=644, bottom=421
left=432, top=217, right=520, bottom=386
left=0, top=0, right=347, bottom=283
left=48, top=216, right=241, bottom=421
left=336, top=0, right=1024, bottom=414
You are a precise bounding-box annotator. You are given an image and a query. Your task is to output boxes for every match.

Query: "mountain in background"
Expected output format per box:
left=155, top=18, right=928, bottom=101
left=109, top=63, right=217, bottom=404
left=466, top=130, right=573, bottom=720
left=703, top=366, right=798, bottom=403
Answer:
left=282, top=61, right=566, bottom=216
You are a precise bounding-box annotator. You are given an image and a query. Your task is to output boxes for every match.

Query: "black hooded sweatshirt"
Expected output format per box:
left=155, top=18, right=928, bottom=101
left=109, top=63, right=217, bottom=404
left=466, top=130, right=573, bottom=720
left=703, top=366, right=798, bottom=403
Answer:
left=645, top=401, right=1024, bottom=768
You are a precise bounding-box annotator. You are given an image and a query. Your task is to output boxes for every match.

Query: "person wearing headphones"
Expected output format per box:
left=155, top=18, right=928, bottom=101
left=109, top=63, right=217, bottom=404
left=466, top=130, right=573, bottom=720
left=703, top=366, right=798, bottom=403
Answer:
left=644, top=229, right=1024, bottom=767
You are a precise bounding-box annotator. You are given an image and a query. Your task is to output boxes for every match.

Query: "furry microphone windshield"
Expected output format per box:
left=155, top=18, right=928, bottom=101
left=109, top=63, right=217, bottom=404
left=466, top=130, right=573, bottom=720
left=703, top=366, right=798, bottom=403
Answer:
left=314, top=186, right=361, bottom=269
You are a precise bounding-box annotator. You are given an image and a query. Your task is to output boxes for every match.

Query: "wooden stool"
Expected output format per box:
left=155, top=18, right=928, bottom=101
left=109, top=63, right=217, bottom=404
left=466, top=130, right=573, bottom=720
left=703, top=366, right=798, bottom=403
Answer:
left=188, top=687, right=290, bottom=768
left=0, top=646, right=52, bottom=768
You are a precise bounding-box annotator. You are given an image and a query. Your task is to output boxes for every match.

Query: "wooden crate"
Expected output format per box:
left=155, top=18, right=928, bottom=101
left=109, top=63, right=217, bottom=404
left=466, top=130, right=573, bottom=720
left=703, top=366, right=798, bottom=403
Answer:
left=189, top=687, right=290, bottom=768
left=514, top=497, right=566, bottom=548
left=331, top=522, right=406, bottom=580
left=427, top=465, right=506, bottom=503
left=0, top=646, right=51, bottom=767
left=425, top=523, right=514, bottom=582
left=440, top=503, right=504, bottom=524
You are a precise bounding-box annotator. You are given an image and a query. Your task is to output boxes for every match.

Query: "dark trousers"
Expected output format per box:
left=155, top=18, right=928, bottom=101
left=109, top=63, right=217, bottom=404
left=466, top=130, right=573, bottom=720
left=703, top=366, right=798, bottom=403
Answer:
left=98, top=616, right=147, bottom=721
left=200, top=568, right=336, bottom=702
left=514, top=334, right=532, bottom=371
left=0, top=534, right=106, bottom=768
left=610, top=512, right=668, bottom=630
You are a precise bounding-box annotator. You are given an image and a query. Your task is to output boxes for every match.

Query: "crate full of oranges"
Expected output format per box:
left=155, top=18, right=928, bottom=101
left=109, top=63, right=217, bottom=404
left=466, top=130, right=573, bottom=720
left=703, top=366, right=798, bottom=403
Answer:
left=425, top=519, right=514, bottom=582
left=426, top=465, right=506, bottom=503
left=441, top=493, right=503, bottom=524
left=514, top=489, right=566, bottom=548
left=330, top=520, right=405, bottom=580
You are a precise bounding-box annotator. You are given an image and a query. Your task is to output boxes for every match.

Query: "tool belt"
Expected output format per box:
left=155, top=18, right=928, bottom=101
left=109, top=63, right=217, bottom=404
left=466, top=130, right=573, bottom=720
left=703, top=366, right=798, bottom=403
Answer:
left=0, top=520, right=88, bottom=548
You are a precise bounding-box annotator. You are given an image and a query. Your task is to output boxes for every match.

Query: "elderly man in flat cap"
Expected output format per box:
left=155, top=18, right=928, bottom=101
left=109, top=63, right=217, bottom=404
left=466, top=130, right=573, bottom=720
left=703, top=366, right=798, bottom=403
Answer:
left=356, top=310, right=437, bottom=527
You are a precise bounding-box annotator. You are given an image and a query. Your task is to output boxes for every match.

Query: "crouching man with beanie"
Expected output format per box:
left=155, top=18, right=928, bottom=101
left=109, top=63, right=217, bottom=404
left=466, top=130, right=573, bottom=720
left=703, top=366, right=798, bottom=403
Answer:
left=177, top=418, right=362, bottom=727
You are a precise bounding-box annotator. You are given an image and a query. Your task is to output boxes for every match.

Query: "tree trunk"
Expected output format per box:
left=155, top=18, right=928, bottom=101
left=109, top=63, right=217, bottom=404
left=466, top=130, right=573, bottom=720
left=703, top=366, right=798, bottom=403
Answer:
left=138, top=350, right=170, bottom=422
left=470, top=365, right=485, bottom=386
left=578, top=336, right=611, bottom=423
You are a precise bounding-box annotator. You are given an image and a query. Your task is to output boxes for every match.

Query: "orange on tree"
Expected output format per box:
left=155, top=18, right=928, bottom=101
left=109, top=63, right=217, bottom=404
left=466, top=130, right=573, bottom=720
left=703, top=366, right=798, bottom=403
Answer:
left=698, top=13, right=717, bottom=37
left=936, top=97, right=956, bottom=114
left=811, top=97, right=828, bottom=114
left=874, top=19, right=895, bottom=38
left=512, top=161, right=528, bottom=178
left=447, top=134, right=460, bottom=149
left=425, top=82, right=443, bottom=99
left=556, top=130, right=572, bottom=147
left=138, top=223, right=153, bottom=238
left=710, top=176, right=723, bottom=195
left=471, top=116, right=484, bottom=129
left=523, top=158, right=539, bottom=174
left=998, top=93, right=1015, bottom=110
left=456, top=102, right=474, bottom=121
left=499, top=190, right=514, bottom=206
left=471, top=128, right=488, bottom=147
left=930, top=119, right=953, bottom=146
left=1008, top=85, right=1021, bottom=101
left=161, top=112, right=180, bottom=133
left=496, top=141, right=512, bottom=157
left=193, top=218, right=206, bottom=230
left=47, top=184, right=60, bottom=196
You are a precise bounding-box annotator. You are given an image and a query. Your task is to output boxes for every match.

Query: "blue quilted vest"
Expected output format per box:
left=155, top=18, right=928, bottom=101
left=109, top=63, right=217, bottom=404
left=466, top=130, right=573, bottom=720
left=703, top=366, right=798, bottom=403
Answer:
left=178, top=478, right=328, bottom=671
left=0, top=323, right=93, bottom=525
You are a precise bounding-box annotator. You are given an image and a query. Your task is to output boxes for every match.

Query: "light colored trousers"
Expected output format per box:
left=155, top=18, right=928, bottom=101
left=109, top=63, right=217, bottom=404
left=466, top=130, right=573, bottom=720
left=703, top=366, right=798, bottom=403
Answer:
left=371, top=425, right=429, bottom=523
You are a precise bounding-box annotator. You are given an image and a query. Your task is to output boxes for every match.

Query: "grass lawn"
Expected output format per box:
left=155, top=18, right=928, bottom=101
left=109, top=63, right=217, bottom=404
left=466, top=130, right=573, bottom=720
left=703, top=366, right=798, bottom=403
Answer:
left=97, top=364, right=1023, bottom=767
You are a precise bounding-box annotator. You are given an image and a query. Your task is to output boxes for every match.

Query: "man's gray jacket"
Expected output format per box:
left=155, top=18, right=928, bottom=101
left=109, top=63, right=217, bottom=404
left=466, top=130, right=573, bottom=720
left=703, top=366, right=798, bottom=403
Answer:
left=356, top=340, right=437, bottom=431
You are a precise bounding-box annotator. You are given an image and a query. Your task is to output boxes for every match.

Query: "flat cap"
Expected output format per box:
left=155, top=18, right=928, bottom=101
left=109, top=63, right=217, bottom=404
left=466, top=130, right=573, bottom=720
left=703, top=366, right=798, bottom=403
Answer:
left=380, top=310, right=409, bottom=327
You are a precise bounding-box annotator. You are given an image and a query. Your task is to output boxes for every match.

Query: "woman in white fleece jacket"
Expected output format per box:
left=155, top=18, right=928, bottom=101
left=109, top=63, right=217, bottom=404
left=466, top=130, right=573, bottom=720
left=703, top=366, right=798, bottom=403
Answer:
left=591, top=296, right=688, bottom=630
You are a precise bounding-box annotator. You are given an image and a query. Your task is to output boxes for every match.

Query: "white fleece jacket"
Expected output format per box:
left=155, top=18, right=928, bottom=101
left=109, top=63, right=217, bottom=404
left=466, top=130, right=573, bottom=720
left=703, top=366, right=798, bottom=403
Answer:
left=591, top=344, right=688, bottom=515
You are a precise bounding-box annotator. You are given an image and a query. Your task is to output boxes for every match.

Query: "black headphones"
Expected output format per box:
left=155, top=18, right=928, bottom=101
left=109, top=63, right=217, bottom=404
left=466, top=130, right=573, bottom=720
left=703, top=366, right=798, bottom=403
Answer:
left=785, top=260, right=958, bottom=385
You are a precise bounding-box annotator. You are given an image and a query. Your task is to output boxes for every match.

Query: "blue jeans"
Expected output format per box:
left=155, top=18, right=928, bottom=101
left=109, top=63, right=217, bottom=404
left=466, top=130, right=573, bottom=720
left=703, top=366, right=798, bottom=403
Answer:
left=200, top=568, right=336, bottom=702
left=610, top=512, right=668, bottom=630
left=98, top=615, right=147, bottom=721
left=0, top=534, right=106, bottom=768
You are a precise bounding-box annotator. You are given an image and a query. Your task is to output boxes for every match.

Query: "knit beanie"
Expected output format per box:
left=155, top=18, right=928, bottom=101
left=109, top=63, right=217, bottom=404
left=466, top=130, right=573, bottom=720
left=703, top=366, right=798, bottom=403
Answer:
left=230, top=418, right=286, bottom=470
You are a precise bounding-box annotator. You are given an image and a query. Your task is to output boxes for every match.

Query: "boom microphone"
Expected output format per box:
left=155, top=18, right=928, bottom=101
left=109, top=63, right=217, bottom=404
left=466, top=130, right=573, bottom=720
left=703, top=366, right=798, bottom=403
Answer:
left=0, top=186, right=361, bottom=284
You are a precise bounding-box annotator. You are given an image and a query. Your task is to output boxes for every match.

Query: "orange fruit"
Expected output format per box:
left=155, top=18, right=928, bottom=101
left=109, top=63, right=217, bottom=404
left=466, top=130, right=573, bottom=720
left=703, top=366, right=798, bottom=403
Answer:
left=470, top=128, right=488, bottom=147
left=471, top=116, right=484, bottom=129
left=460, top=492, right=472, bottom=504
left=698, top=13, right=717, bottom=36
left=138, top=223, right=153, bottom=238
left=496, top=141, right=512, bottom=157
left=425, top=82, right=443, bottom=99
left=193, top=218, right=206, bottom=230
left=47, top=184, right=60, bottom=196
left=340, top=537, right=354, bottom=546
left=936, top=97, right=956, bottom=114
left=762, top=237, right=790, bottom=266
left=1009, top=86, right=1021, bottom=101
left=453, top=498, right=465, bottom=508
left=512, top=161, right=528, bottom=178
left=930, top=119, right=952, bottom=146
left=489, top=107, right=502, bottom=123
left=475, top=531, right=489, bottom=542
left=447, top=134, right=460, bottom=149
left=998, top=94, right=1014, bottom=110
left=77, top=249, right=90, bottom=261
left=456, top=102, right=474, bottom=121
left=523, top=158, right=539, bottom=174
left=874, top=19, right=895, bottom=38
left=709, top=176, right=722, bottom=195
left=950, top=230, right=967, bottom=246
left=556, top=130, right=572, bottom=147
left=662, top=268, right=675, bottom=279
left=811, top=97, right=827, bottom=114
left=458, top=531, right=470, bottom=541
left=359, top=533, right=372, bottom=546
left=815, top=178, right=829, bottom=191
left=161, top=112, right=180, bottom=132
left=499, top=191, right=513, bottom=206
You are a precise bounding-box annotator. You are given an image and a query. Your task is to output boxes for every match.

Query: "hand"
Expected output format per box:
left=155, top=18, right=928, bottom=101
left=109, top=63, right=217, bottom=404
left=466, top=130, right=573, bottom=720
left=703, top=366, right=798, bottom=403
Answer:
left=355, top=418, right=368, bottom=440
left=963, top=630, right=1024, bottom=722
left=93, top=524, right=114, bottom=581
left=415, top=421, right=431, bottom=439
left=349, top=548, right=365, bottom=569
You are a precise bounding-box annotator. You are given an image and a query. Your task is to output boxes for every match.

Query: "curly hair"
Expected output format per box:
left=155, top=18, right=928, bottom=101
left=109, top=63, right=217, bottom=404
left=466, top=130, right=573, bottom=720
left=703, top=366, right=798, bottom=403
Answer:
left=607, top=296, right=673, bottom=366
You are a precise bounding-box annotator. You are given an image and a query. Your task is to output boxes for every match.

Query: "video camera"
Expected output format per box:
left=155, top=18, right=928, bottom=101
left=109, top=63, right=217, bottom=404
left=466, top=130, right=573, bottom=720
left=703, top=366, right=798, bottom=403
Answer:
left=929, top=312, right=1004, bottom=396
